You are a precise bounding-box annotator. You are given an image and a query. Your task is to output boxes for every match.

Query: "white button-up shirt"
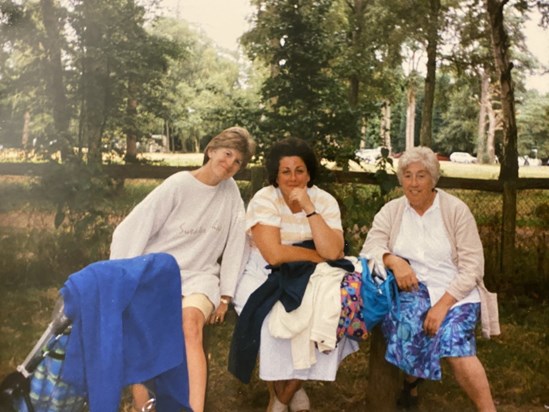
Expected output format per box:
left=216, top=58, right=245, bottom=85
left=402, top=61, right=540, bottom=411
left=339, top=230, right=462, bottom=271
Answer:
left=393, top=194, right=480, bottom=306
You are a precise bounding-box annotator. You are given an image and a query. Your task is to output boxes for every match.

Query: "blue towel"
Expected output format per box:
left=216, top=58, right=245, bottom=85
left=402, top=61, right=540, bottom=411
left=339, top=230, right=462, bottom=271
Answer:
left=60, top=253, right=191, bottom=412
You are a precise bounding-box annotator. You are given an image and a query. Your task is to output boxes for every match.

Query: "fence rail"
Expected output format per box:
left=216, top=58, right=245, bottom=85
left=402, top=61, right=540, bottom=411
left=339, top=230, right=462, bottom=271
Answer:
left=1, top=162, right=548, bottom=192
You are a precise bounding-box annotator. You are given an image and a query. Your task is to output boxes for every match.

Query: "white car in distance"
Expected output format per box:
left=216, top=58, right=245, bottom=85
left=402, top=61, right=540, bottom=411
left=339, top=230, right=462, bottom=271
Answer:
left=356, top=147, right=382, bottom=164
left=450, top=152, right=477, bottom=164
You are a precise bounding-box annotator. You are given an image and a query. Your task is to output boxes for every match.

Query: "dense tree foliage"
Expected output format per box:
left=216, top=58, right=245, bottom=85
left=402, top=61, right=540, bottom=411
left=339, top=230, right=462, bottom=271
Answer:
left=0, top=0, right=547, bottom=163
left=0, top=0, right=258, bottom=163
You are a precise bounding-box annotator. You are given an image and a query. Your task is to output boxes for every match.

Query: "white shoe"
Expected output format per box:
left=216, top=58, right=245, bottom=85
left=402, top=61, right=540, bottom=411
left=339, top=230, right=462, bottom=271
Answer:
left=289, top=387, right=310, bottom=412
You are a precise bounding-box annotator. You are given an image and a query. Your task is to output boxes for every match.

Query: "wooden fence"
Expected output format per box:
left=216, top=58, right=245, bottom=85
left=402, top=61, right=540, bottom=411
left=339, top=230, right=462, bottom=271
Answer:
left=2, top=162, right=548, bottom=193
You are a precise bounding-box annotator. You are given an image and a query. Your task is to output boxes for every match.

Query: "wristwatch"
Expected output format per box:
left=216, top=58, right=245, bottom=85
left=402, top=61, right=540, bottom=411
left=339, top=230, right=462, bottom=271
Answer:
left=220, top=297, right=231, bottom=305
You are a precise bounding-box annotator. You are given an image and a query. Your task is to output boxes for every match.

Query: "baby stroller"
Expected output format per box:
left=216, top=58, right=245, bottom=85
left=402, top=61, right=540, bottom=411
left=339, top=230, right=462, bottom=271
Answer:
left=0, top=253, right=190, bottom=412
left=0, top=296, right=156, bottom=412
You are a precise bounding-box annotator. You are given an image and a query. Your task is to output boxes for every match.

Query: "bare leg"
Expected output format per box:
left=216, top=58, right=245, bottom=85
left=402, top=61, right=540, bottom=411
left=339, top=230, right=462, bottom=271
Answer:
left=446, top=356, right=496, bottom=412
left=131, top=384, right=155, bottom=412
left=183, top=307, right=207, bottom=412
left=274, top=379, right=303, bottom=405
left=404, top=374, right=420, bottom=397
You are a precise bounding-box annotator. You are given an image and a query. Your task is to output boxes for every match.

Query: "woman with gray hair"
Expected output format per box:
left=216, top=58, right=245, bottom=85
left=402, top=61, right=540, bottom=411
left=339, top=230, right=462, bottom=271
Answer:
left=361, top=146, right=499, bottom=411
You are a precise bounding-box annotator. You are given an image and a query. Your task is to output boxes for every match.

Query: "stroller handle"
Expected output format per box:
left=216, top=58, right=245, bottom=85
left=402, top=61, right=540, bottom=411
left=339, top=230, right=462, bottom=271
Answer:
left=17, top=295, right=71, bottom=377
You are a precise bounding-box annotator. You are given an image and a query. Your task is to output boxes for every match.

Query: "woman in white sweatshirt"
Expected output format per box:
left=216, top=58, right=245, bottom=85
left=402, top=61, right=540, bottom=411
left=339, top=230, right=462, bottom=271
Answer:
left=110, top=126, right=255, bottom=412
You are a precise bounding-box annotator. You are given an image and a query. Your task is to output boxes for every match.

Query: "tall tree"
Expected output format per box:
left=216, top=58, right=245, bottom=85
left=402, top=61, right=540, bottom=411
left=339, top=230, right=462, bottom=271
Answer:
left=419, top=0, right=441, bottom=147
left=70, top=0, right=179, bottom=163
left=39, top=0, right=71, bottom=158
left=148, top=17, right=257, bottom=153
left=339, top=0, right=406, bottom=150
left=0, top=1, right=51, bottom=150
left=485, top=0, right=518, bottom=278
left=242, top=0, right=360, bottom=164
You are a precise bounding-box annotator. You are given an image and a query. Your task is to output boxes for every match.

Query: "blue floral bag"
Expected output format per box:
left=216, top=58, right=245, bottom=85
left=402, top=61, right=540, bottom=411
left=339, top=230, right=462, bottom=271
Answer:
left=359, top=256, right=400, bottom=331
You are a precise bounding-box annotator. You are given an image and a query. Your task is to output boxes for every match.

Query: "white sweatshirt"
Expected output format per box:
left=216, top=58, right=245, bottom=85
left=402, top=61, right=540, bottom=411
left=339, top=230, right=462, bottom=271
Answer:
left=110, top=171, right=247, bottom=305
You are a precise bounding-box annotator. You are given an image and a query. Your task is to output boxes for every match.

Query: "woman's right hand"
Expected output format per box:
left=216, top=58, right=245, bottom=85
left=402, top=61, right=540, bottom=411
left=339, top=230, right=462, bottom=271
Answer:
left=386, top=255, right=418, bottom=291
left=289, top=187, right=314, bottom=213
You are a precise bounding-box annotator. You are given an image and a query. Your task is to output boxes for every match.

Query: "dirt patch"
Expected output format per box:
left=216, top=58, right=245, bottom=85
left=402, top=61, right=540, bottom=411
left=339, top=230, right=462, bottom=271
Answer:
left=0, top=210, right=55, bottom=230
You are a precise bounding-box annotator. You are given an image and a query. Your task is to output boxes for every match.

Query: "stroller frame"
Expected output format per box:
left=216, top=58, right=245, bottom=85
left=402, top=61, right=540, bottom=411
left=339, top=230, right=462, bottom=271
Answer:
left=0, top=297, right=156, bottom=412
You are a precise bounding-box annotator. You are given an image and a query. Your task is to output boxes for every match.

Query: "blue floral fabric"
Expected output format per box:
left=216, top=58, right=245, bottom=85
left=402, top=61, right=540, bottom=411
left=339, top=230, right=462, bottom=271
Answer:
left=382, top=283, right=480, bottom=381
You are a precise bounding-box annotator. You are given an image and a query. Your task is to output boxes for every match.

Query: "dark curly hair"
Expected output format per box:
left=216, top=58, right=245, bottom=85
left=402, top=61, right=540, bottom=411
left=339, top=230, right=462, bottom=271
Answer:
left=265, top=137, right=318, bottom=188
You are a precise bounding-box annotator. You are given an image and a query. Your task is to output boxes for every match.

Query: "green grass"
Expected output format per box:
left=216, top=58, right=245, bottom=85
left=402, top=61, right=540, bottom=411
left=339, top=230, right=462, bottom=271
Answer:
left=348, top=158, right=549, bottom=179
left=0, top=291, right=546, bottom=411
left=0, top=173, right=547, bottom=411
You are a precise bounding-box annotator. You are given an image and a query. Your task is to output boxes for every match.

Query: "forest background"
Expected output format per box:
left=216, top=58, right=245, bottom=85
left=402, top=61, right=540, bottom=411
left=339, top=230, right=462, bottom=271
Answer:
left=1, top=0, right=548, bottom=164
left=0, top=0, right=548, bottom=410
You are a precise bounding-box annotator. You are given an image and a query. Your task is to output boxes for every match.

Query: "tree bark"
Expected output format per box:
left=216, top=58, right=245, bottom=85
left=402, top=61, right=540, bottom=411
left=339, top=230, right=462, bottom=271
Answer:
left=406, top=85, right=416, bottom=150
left=476, top=69, right=490, bottom=163
left=485, top=0, right=518, bottom=278
left=124, top=80, right=139, bottom=163
left=419, top=0, right=440, bottom=147
left=22, top=110, right=30, bottom=149
left=347, top=0, right=366, bottom=109
left=381, top=100, right=392, bottom=152
left=486, top=98, right=497, bottom=163
left=80, top=0, right=107, bottom=165
left=40, top=0, right=71, bottom=160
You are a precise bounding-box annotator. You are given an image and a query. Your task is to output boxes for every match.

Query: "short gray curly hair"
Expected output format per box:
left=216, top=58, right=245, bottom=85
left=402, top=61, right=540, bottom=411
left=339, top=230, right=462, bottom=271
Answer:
left=397, top=146, right=440, bottom=188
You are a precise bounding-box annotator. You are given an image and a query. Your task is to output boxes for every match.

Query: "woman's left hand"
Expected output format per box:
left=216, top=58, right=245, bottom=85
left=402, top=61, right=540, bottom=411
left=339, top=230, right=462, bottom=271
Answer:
left=423, top=305, right=447, bottom=336
left=209, top=300, right=230, bottom=325
left=423, top=293, right=456, bottom=336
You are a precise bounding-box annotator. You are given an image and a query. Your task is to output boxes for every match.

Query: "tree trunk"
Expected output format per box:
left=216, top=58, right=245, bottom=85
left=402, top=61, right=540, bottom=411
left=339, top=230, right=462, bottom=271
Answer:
left=486, top=99, right=497, bottom=163
left=347, top=0, right=366, bottom=109
left=381, top=100, right=392, bottom=152
left=366, top=328, right=400, bottom=411
left=124, top=88, right=139, bottom=163
left=419, top=0, right=440, bottom=147
left=476, top=69, right=490, bottom=163
left=80, top=0, right=107, bottom=165
left=406, top=85, right=416, bottom=150
left=22, top=110, right=30, bottom=149
left=485, top=0, right=519, bottom=278
left=40, top=0, right=71, bottom=160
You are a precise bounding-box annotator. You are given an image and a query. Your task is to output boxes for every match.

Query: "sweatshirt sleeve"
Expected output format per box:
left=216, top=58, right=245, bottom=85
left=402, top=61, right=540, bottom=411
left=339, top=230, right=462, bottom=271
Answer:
left=445, top=199, right=485, bottom=301
left=218, top=189, right=247, bottom=298
left=110, top=177, right=177, bottom=260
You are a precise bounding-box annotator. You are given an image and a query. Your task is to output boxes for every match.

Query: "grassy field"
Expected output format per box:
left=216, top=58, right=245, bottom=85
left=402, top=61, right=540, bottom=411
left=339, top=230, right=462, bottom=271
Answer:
left=141, top=152, right=549, bottom=179
left=0, top=162, right=548, bottom=411
left=0, top=287, right=547, bottom=411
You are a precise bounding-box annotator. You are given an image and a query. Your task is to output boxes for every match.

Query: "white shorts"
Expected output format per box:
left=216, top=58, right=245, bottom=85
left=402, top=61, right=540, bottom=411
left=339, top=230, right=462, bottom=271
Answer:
left=182, top=293, right=214, bottom=320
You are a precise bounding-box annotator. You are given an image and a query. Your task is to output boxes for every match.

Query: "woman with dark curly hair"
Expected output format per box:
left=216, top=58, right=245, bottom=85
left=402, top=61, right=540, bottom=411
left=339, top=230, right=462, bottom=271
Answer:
left=231, top=137, right=359, bottom=412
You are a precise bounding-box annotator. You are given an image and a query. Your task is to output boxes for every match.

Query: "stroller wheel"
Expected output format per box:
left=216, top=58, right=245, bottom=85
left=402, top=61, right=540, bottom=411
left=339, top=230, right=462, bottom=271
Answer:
left=0, top=371, right=31, bottom=412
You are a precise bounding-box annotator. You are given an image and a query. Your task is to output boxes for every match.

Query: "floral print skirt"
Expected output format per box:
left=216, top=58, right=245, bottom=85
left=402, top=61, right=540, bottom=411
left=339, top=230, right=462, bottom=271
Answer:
left=381, top=282, right=480, bottom=381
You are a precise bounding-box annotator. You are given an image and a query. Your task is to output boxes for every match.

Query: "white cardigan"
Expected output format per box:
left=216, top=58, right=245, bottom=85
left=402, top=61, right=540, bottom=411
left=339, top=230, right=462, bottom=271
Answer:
left=268, top=258, right=359, bottom=369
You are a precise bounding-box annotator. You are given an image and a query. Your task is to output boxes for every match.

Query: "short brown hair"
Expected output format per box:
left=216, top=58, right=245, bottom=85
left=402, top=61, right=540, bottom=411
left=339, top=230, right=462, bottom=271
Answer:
left=203, top=127, right=256, bottom=168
